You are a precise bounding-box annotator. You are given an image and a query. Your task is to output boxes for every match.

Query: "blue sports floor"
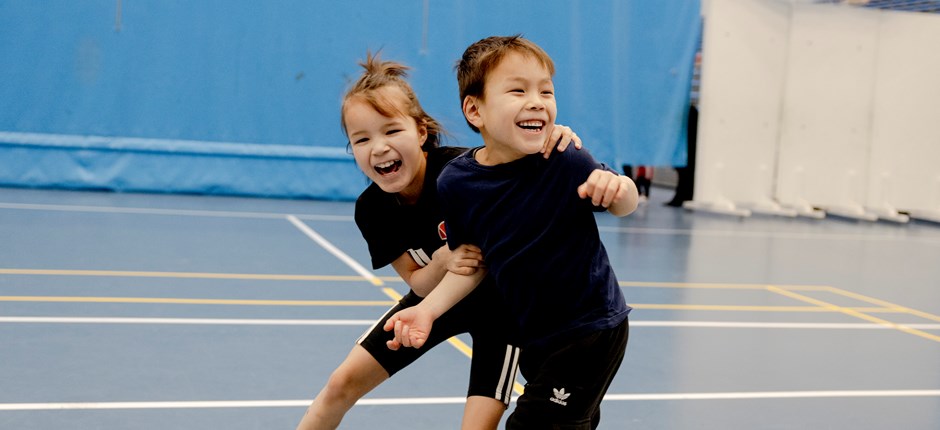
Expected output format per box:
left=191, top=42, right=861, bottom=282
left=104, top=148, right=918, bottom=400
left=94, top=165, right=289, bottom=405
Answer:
left=1, top=186, right=939, bottom=429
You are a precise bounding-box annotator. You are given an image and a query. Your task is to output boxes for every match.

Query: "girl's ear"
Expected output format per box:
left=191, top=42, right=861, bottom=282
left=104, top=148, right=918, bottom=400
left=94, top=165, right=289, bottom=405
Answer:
left=462, top=96, right=484, bottom=130
left=417, top=120, right=428, bottom=146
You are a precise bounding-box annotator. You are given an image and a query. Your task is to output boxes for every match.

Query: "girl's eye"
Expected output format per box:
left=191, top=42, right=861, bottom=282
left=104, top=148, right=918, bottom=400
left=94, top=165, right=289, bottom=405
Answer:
left=353, top=137, right=369, bottom=145
left=542, top=90, right=554, bottom=95
left=386, top=129, right=402, bottom=135
left=510, top=89, right=524, bottom=93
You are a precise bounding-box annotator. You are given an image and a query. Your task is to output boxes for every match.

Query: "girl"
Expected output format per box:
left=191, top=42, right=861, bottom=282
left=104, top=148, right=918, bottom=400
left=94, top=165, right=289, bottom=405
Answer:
left=295, top=52, right=580, bottom=430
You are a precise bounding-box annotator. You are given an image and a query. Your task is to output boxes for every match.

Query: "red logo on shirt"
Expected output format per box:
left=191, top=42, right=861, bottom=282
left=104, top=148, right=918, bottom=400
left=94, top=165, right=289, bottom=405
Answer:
left=438, top=221, right=447, bottom=240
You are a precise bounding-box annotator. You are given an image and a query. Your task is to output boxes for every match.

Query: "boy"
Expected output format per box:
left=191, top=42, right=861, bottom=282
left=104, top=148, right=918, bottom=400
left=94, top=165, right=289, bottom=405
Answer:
left=385, top=35, right=638, bottom=429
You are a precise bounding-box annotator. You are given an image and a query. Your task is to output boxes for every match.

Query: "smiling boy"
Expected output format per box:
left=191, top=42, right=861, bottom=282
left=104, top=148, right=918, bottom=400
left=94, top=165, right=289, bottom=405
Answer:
left=385, top=35, right=638, bottom=429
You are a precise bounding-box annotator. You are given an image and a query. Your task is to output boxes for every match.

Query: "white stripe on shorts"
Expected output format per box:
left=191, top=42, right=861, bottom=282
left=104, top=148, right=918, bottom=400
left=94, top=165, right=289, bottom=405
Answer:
left=495, top=345, right=521, bottom=404
left=356, top=303, right=400, bottom=345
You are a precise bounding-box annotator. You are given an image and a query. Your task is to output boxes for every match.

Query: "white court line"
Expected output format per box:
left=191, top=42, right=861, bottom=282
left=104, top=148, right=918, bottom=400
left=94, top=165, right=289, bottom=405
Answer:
left=0, top=202, right=352, bottom=222
left=0, top=317, right=375, bottom=325
left=4, top=201, right=937, bottom=244
left=2, top=317, right=939, bottom=330
left=285, top=215, right=383, bottom=286
left=2, top=390, right=939, bottom=411
left=599, top=225, right=940, bottom=244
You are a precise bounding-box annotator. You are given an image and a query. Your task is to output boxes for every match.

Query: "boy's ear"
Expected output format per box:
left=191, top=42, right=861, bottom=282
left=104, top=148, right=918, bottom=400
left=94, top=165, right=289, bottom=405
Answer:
left=462, top=96, right=484, bottom=130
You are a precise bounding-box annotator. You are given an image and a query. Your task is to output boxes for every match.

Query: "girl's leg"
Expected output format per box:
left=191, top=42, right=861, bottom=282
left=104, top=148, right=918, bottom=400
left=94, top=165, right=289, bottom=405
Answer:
left=461, top=396, right=507, bottom=430
left=296, top=345, right=389, bottom=430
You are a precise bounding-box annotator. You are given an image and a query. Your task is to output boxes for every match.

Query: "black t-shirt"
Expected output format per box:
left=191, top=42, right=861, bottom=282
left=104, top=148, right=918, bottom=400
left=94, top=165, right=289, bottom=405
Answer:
left=438, top=146, right=631, bottom=348
left=355, top=146, right=468, bottom=270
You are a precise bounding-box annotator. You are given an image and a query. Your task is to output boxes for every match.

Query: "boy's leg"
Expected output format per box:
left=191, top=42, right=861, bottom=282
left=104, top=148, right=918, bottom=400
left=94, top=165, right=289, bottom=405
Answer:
left=459, top=286, right=521, bottom=429
left=462, top=396, right=507, bottom=430
left=506, top=319, right=629, bottom=430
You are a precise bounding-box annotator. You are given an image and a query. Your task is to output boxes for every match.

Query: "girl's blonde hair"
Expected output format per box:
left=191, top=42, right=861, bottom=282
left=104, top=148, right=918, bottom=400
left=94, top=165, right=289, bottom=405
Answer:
left=341, top=51, right=443, bottom=150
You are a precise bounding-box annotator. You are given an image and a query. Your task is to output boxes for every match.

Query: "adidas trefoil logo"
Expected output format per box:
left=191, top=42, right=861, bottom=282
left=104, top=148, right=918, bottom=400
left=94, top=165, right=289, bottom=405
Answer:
left=550, top=387, right=571, bottom=406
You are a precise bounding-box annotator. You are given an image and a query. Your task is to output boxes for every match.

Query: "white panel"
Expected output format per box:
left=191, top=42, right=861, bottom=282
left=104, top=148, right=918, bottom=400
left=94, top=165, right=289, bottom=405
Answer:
left=774, top=4, right=880, bottom=219
left=869, top=11, right=940, bottom=218
left=691, top=0, right=790, bottom=216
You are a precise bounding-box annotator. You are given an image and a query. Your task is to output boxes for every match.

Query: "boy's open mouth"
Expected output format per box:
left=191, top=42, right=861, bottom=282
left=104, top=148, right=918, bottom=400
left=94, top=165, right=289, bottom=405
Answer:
left=374, top=159, right=402, bottom=175
left=517, top=120, right=545, bottom=133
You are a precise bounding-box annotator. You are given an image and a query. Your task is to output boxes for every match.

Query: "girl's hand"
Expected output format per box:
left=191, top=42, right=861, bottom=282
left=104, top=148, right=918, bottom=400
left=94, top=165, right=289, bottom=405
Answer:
left=541, top=123, right=583, bottom=158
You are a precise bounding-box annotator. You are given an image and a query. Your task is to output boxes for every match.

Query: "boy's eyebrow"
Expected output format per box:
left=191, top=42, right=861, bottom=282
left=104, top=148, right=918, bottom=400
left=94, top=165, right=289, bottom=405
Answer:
left=502, top=76, right=554, bottom=85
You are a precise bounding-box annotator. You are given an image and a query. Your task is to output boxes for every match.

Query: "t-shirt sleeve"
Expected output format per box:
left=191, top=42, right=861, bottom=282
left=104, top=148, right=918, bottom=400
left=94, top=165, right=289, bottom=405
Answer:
left=566, top=148, right=617, bottom=212
left=354, top=194, right=403, bottom=269
left=436, top=166, right=467, bottom=251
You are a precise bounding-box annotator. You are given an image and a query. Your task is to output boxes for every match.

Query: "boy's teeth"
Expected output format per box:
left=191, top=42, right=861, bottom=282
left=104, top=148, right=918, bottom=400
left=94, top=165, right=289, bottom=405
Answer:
left=519, top=121, right=543, bottom=128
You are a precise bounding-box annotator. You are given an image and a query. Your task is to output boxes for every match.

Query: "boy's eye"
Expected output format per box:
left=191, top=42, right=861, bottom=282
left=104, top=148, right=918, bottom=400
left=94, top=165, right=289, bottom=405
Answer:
left=353, top=137, right=369, bottom=145
left=510, top=89, right=524, bottom=93
left=386, top=129, right=402, bottom=135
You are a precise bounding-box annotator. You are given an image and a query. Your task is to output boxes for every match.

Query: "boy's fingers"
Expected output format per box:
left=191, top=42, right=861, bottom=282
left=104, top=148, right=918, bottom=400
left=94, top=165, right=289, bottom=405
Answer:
left=400, top=324, right=411, bottom=348
left=386, top=339, right=401, bottom=351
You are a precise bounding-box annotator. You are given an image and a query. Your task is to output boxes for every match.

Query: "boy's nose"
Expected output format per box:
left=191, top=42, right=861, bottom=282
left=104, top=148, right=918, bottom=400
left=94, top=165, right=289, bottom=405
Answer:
left=526, top=97, right=545, bottom=110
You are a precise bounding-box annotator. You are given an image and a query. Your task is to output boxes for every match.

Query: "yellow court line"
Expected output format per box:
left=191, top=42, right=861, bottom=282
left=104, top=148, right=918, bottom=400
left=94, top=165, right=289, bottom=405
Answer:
left=618, top=281, right=831, bottom=291
left=823, top=286, right=940, bottom=324
left=0, top=296, right=394, bottom=306
left=632, top=304, right=897, bottom=313
left=0, top=268, right=371, bottom=282
left=766, top=286, right=940, bottom=344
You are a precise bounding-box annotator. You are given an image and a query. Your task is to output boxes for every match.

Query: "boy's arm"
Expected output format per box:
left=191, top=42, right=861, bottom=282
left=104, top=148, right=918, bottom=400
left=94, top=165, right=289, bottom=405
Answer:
left=390, top=244, right=484, bottom=297
left=577, top=169, right=639, bottom=217
left=383, top=268, right=486, bottom=350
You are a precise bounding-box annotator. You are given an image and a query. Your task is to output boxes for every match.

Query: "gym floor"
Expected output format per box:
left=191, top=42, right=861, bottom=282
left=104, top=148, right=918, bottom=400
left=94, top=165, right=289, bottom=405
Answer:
left=1, top=185, right=938, bottom=429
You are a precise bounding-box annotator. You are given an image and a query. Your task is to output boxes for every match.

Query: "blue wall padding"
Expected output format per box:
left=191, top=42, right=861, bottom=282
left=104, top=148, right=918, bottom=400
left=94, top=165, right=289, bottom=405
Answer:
left=0, top=0, right=701, bottom=200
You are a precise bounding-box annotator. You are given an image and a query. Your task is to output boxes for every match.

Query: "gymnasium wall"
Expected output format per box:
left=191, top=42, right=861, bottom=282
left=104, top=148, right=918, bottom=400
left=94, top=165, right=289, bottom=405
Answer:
left=691, top=0, right=940, bottom=222
left=0, top=0, right=702, bottom=200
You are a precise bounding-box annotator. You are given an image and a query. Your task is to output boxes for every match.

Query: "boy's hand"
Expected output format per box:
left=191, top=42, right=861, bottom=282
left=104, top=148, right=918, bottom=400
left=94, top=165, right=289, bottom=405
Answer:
left=383, top=306, right=435, bottom=350
left=445, top=244, right=484, bottom=276
left=541, top=124, right=582, bottom=159
left=577, top=169, right=630, bottom=208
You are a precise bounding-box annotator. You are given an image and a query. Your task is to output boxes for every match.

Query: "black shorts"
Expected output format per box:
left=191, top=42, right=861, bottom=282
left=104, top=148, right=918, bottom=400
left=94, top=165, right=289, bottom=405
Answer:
left=507, top=318, right=629, bottom=429
left=357, top=284, right=520, bottom=405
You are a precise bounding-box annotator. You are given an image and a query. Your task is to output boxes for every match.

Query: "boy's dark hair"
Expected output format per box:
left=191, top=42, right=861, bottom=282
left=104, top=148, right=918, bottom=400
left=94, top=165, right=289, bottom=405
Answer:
left=455, top=35, right=555, bottom=133
left=342, top=51, right=443, bottom=150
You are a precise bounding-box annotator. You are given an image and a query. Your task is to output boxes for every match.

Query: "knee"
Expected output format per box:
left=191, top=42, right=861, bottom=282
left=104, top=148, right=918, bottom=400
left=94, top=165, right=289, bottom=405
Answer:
left=320, top=368, right=363, bottom=406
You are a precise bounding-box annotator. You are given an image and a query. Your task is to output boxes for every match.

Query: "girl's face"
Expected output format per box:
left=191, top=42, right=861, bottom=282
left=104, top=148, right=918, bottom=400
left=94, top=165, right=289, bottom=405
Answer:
left=344, top=86, right=428, bottom=202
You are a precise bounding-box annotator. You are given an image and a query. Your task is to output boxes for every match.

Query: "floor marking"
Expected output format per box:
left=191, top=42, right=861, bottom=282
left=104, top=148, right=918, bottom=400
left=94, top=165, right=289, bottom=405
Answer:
left=599, top=225, right=940, bottom=244
left=286, top=215, right=383, bottom=286
left=0, top=296, right=905, bottom=314
left=767, top=286, right=940, bottom=344
left=2, top=390, right=938, bottom=411
left=0, top=296, right=394, bottom=306
left=0, top=202, right=351, bottom=221
left=0, top=268, right=372, bottom=282
left=618, top=281, right=831, bottom=290
left=823, top=286, right=940, bottom=324
left=2, top=317, right=938, bottom=330
left=0, top=317, right=376, bottom=325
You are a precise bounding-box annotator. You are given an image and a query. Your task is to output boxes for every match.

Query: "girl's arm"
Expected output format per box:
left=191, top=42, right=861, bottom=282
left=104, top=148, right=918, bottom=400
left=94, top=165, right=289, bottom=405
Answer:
left=390, top=244, right=484, bottom=297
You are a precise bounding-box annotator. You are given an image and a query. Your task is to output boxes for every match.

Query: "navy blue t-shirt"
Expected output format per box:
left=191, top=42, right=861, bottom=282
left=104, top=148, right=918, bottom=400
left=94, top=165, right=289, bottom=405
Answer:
left=438, top=146, right=631, bottom=348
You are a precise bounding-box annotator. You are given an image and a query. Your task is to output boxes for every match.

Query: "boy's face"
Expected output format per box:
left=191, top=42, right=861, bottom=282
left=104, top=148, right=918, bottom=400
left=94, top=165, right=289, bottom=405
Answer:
left=465, top=51, right=556, bottom=162
left=345, top=86, right=428, bottom=200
